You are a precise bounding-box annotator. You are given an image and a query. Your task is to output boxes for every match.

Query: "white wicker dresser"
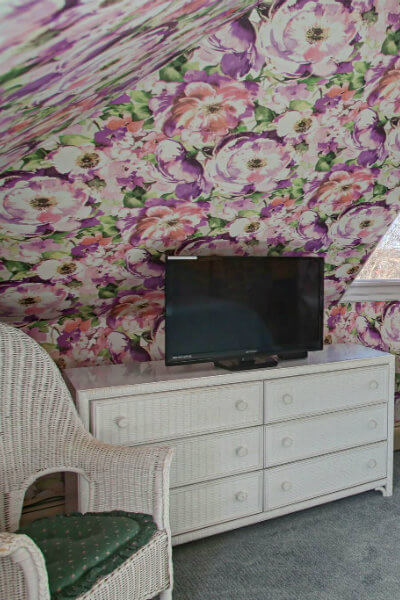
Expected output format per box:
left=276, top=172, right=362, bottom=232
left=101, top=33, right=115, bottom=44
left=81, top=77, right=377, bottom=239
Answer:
left=64, top=343, right=395, bottom=545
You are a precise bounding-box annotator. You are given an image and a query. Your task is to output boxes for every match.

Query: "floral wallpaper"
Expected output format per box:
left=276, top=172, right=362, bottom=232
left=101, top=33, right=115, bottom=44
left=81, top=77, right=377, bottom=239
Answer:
left=0, top=0, right=256, bottom=171
left=1, top=0, right=400, bottom=424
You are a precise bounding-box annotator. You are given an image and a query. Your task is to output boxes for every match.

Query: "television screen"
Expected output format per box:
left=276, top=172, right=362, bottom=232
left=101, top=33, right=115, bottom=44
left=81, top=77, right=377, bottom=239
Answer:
left=165, top=256, right=324, bottom=366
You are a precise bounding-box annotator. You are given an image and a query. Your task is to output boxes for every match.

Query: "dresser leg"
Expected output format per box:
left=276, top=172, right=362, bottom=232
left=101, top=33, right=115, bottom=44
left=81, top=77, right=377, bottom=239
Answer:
left=375, top=483, right=392, bottom=497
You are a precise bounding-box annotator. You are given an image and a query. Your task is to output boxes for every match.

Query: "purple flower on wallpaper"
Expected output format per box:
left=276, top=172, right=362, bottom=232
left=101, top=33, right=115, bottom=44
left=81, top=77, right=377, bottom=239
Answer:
left=205, top=133, right=292, bottom=195
left=176, top=235, right=245, bottom=256
left=297, top=210, right=330, bottom=251
left=356, top=315, right=383, bottom=349
left=386, top=124, right=400, bottom=159
left=329, top=202, right=394, bottom=247
left=258, top=0, right=359, bottom=77
left=150, top=71, right=257, bottom=145
left=324, top=277, right=346, bottom=305
left=352, top=109, right=387, bottom=166
left=107, top=331, right=150, bottom=363
left=200, top=15, right=262, bottom=77
left=155, top=139, right=210, bottom=200
left=0, top=176, right=97, bottom=237
left=125, top=248, right=164, bottom=289
left=381, top=303, right=400, bottom=352
left=117, top=198, right=209, bottom=251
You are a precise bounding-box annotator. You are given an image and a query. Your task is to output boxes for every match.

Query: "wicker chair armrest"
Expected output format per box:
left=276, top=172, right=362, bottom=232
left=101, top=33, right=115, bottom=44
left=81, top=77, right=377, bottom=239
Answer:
left=0, top=533, right=50, bottom=600
left=82, top=441, right=174, bottom=530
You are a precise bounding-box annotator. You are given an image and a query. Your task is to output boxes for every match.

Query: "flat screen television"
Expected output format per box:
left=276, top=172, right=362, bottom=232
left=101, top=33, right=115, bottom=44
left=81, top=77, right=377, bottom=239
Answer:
left=165, top=256, right=324, bottom=369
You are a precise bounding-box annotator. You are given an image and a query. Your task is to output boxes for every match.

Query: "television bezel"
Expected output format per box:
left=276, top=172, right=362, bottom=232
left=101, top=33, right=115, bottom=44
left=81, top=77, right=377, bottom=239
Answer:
left=165, top=255, right=324, bottom=366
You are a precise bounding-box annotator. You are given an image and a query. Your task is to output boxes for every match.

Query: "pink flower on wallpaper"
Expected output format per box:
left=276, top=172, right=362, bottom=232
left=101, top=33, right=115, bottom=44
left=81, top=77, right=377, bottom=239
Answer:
left=48, top=146, right=108, bottom=180
left=381, top=303, right=400, bottom=352
left=0, top=176, right=97, bottom=237
left=228, top=216, right=267, bottom=241
left=258, top=0, right=359, bottom=77
left=150, top=72, right=256, bottom=145
left=119, top=198, right=209, bottom=251
left=306, top=167, right=377, bottom=215
left=176, top=235, right=245, bottom=256
left=329, top=202, right=394, bottom=247
left=205, top=133, right=292, bottom=195
left=385, top=124, right=400, bottom=159
left=368, top=57, right=400, bottom=117
left=33, top=258, right=84, bottom=283
left=107, top=290, right=164, bottom=336
left=275, top=109, right=318, bottom=143
left=0, top=282, right=72, bottom=319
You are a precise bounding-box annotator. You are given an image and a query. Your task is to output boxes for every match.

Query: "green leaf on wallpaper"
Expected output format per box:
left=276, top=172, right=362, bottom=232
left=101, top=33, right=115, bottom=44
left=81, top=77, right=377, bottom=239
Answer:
left=143, top=117, right=154, bottom=129
left=238, top=210, right=259, bottom=218
left=2, top=260, right=31, bottom=274
left=0, top=63, right=33, bottom=86
left=99, top=283, right=119, bottom=298
left=98, top=216, right=119, bottom=237
left=98, top=348, right=112, bottom=360
left=123, top=186, right=146, bottom=208
left=373, top=183, right=388, bottom=196
left=254, top=103, right=275, bottom=124
left=382, top=29, right=400, bottom=55
left=288, top=100, right=312, bottom=111
left=41, top=342, right=57, bottom=353
left=349, top=71, right=365, bottom=91
left=132, top=104, right=151, bottom=120
left=315, top=158, right=332, bottom=172
left=209, top=217, right=228, bottom=230
left=159, top=66, right=183, bottom=82
left=129, top=90, right=151, bottom=104
left=42, top=251, right=70, bottom=259
left=354, top=61, right=369, bottom=74
left=59, top=134, right=92, bottom=146
left=21, top=147, right=49, bottom=169
left=301, top=75, right=322, bottom=90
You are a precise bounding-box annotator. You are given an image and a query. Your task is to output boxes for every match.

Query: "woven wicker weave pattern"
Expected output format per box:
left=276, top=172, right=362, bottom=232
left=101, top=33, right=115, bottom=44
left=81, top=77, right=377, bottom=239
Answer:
left=0, top=322, right=173, bottom=600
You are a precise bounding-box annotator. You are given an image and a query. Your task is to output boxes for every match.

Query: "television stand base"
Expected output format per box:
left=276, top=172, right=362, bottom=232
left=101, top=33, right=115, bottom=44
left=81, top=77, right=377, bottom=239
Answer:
left=278, top=350, right=308, bottom=360
left=214, top=355, right=278, bottom=371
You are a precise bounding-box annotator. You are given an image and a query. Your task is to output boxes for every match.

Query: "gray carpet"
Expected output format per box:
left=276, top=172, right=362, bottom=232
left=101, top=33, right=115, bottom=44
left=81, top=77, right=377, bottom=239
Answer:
left=172, top=452, right=400, bottom=600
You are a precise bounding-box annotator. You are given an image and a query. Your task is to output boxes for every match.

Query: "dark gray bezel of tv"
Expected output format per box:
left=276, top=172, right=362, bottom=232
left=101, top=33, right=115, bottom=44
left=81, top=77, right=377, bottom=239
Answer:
left=164, top=255, right=324, bottom=368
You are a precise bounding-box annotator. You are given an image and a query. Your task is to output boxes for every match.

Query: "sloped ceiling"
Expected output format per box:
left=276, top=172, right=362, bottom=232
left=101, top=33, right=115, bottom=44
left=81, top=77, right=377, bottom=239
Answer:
left=0, top=0, right=256, bottom=171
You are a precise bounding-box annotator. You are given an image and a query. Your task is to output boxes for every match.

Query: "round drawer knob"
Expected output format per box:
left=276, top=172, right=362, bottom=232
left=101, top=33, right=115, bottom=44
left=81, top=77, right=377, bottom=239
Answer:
left=369, top=380, right=379, bottom=390
left=281, top=481, right=292, bottom=492
left=235, top=491, right=248, bottom=502
left=115, top=416, right=128, bottom=429
left=367, top=458, right=377, bottom=469
left=282, top=394, right=293, bottom=405
left=281, top=436, right=293, bottom=448
left=368, top=419, right=378, bottom=430
left=236, top=446, right=249, bottom=458
left=235, top=400, right=248, bottom=411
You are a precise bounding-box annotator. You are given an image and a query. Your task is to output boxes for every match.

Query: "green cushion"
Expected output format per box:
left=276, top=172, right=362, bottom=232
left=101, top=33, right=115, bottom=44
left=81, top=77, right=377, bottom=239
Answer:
left=18, top=511, right=157, bottom=600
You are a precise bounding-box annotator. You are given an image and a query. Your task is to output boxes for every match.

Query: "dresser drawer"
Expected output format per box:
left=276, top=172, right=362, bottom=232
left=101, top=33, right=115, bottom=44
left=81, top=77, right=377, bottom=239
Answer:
left=265, top=404, right=387, bottom=467
left=171, top=471, right=263, bottom=536
left=264, top=366, right=388, bottom=423
left=163, top=427, right=263, bottom=488
left=265, top=442, right=387, bottom=510
left=92, top=381, right=263, bottom=444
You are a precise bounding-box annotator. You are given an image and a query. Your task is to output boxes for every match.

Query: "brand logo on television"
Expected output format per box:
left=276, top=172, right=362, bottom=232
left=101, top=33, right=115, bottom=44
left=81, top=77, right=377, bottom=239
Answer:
left=173, top=354, right=193, bottom=360
left=245, top=349, right=258, bottom=354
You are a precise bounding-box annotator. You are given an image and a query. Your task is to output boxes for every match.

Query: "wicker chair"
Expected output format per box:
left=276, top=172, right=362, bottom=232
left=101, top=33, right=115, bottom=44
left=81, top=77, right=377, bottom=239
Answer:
left=0, top=322, right=174, bottom=600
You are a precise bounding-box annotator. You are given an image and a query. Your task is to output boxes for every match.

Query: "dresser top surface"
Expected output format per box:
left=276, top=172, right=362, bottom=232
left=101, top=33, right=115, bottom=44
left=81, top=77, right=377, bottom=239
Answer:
left=64, top=343, right=393, bottom=394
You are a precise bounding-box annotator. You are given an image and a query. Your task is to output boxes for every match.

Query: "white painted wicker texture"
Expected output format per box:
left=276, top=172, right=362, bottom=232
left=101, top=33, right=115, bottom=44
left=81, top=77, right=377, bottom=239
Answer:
left=0, top=322, right=174, bottom=600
